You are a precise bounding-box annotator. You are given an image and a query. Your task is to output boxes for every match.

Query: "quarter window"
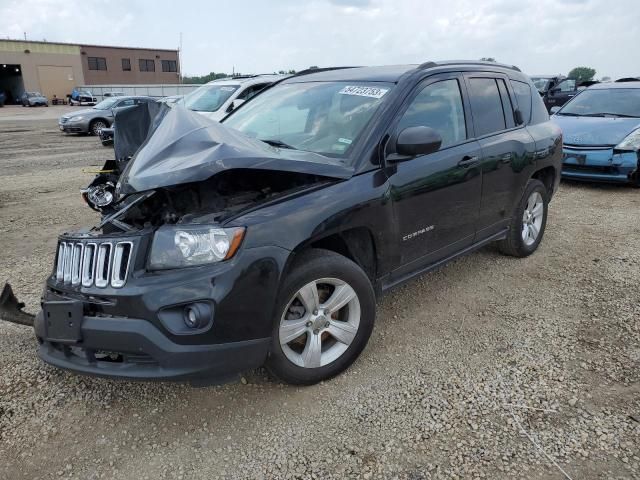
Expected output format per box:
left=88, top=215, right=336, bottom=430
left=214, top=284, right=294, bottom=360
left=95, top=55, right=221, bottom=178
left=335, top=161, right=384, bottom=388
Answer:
left=511, top=80, right=533, bottom=124
left=161, top=60, right=177, bottom=72
left=397, top=79, right=467, bottom=148
left=88, top=57, right=107, bottom=71
left=139, top=59, right=156, bottom=72
left=468, top=78, right=507, bottom=136
left=122, top=58, right=131, bottom=71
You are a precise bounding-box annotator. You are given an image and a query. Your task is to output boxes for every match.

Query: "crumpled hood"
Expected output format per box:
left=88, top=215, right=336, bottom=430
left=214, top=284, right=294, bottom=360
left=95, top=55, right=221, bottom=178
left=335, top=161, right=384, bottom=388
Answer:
left=552, top=115, right=640, bottom=146
left=117, top=105, right=354, bottom=195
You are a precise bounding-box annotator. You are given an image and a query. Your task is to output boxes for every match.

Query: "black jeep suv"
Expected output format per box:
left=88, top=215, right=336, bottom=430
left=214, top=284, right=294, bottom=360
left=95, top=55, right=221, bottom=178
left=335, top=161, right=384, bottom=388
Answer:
left=36, top=61, right=562, bottom=385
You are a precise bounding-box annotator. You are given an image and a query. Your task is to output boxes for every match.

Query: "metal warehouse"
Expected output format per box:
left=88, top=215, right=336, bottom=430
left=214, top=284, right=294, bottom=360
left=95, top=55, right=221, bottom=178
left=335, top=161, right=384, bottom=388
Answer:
left=0, top=39, right=180, bottom=104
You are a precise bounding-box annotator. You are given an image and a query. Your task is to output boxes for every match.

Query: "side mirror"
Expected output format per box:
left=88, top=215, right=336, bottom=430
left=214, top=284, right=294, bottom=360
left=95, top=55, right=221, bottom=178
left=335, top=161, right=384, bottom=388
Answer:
left=549, top=87, right=560, bottom=95
left=550, top=106, right=561, bottom=115
left=394, top=126, right=442, bottom=158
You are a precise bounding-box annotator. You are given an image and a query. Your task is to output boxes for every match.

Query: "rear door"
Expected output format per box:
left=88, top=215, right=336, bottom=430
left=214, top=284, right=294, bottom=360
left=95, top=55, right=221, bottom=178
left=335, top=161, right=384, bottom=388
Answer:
left=464, top=74, right=536, bottom=240
left=386, top=73, right=483, bottom=270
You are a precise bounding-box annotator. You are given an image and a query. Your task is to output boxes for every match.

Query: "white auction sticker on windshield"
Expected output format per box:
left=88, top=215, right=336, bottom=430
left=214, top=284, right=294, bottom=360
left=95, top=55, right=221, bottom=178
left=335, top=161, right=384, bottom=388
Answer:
left=220, top=86, right=236, bottom=91
left=339, top=85, right=389, bottom=99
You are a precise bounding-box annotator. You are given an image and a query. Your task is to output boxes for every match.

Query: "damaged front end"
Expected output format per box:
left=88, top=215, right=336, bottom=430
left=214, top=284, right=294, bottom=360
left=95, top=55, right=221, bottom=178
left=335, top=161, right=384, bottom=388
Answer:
left=31, top=105, right=352, bottom=381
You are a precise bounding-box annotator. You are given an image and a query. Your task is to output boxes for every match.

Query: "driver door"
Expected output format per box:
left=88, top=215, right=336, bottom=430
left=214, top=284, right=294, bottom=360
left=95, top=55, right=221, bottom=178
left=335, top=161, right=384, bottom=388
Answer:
left=385, top=74, right=483, bottom=272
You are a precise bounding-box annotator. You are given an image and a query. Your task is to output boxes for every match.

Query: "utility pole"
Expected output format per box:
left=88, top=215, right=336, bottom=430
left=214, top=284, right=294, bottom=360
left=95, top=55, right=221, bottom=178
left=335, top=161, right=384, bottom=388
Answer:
left=23, top=32, right=26, bottom=40
left=178, top=32, right=183, bottom=84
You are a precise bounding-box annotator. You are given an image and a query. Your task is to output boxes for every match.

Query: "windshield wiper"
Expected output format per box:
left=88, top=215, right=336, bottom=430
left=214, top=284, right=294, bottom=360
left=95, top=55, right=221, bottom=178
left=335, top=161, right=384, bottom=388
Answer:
left=581, top=112, right=638, bottom=118
left=260, top=139, right=297, bottom=150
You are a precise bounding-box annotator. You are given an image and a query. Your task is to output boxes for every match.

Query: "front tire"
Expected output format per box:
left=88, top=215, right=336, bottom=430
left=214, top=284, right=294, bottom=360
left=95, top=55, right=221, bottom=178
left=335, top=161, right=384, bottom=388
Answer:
left=90, top=120, right=107, bottom=136
left=498, top=178, right=548, bottom=257
left=266, top=249, right=376, bottom=385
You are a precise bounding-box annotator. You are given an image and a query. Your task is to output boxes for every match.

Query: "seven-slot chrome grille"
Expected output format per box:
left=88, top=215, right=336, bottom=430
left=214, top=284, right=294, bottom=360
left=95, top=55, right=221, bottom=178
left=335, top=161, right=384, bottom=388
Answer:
left=54, top=239, right=133, bottom=288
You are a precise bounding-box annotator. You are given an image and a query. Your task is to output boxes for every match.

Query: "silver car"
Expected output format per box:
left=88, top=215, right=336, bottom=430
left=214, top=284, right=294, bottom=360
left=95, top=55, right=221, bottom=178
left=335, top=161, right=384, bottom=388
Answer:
left=21, top=91, right=48, bottom=107
left=58, top=96, right=154, bottom=135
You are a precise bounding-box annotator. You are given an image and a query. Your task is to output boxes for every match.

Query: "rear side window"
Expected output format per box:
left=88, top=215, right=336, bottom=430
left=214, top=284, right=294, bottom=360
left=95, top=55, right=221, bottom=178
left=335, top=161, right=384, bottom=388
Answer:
left=397, top=79, right=467, bottom=148
left=496, top=79, right=515, bottom=128
left=467, top=78, right=506, bottom=136
left=511, top=80, right=532, bottom=124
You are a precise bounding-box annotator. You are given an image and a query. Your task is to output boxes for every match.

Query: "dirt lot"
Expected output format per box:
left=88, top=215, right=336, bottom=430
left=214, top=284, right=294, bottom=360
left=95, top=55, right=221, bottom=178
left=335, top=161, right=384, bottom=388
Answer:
left=0, top=108, right=639, bottom=480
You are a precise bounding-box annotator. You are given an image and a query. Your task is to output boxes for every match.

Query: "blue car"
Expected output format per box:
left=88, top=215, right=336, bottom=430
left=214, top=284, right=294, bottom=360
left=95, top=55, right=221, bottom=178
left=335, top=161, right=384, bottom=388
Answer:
left=551, top=82, right=640, bottom=186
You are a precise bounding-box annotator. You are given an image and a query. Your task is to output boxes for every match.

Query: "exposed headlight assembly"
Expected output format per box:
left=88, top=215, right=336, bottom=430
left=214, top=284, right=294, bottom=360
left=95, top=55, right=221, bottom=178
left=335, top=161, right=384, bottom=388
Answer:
left=149, top=225, right=245, bottom=270
left=69, top=115, right=84, bottom=122
left=615, top=128, right=640, bottom=151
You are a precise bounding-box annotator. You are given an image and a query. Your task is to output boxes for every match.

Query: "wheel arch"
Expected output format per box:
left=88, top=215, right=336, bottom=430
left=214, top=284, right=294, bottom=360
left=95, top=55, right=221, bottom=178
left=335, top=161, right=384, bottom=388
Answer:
left=284, top=227, right=379, bottom=286
left=531, top=165, right=557, bottom=197
left=89, top=117, right=109, bottom=131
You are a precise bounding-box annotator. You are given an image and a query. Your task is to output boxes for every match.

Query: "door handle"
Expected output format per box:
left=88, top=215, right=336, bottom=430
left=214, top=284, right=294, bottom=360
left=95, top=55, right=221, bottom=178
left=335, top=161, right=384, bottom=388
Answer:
left=458, top=155, right=479, bottom=168
left=568, top=94, right=576, bottom=97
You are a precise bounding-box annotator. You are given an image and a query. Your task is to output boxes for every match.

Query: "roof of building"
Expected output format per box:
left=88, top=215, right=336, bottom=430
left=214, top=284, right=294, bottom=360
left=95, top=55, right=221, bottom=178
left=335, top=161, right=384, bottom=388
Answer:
left=0, top=38, right=178, bottom=53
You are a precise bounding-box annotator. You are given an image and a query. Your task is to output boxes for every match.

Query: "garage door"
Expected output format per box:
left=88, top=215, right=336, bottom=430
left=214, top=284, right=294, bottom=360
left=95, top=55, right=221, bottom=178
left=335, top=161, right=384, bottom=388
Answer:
left=37, top=65, right=76, bottom=100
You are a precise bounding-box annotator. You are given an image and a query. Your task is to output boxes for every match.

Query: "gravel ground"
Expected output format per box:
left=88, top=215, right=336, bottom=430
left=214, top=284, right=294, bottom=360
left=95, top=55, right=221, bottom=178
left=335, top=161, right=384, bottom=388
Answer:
left=0, top=113, right=639, bottom=480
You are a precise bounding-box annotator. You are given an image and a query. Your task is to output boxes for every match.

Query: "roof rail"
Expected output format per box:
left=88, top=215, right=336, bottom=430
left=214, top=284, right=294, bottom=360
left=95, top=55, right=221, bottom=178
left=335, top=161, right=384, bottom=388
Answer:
left=429, top=60, right=522, bottom=72
left=293, top=66, right=360, bottom=77
left=417, top=61, right=437, bottom=69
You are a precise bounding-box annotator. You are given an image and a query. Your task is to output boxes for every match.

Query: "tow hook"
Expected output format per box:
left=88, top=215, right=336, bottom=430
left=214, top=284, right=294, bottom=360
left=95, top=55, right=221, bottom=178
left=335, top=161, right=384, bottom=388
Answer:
left=0, top=282, right=35, bottom=327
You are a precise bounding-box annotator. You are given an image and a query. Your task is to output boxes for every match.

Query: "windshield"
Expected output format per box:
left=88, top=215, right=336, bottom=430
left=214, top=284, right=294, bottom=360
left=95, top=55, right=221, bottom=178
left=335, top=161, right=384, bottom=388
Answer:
left=530, top=77, right=551, bottom=92
left=183, top=84, right=239, bottom=112
left=558, top=88, right=640, bottom=117
left=223, top=81, right=393, bottom=158
left=94, top=98, right=119, bottom=110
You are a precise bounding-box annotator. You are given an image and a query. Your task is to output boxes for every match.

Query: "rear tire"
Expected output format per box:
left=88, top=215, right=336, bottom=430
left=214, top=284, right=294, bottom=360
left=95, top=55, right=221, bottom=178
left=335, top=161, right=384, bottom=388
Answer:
left=498, top=179, right=548, bottom=257
left=266, top=249, right=375, bottom=385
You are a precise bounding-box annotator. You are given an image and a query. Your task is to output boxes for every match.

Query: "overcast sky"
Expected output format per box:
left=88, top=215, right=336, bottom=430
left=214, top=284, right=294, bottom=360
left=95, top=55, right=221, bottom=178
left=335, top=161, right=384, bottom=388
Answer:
left=1, top=0, right=638, bottom=79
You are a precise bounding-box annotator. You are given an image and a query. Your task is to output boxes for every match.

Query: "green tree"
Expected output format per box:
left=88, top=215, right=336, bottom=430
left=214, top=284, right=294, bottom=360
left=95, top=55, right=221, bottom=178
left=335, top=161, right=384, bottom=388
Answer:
left=181, top=72, right=229, bottom=84
left=568, top=67, right=596, bottom=83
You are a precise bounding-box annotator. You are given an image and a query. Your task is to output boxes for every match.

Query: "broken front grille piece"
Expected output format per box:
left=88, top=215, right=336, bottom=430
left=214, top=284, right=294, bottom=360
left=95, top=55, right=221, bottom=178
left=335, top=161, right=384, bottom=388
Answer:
left=55, top=240, right=133, bottom=288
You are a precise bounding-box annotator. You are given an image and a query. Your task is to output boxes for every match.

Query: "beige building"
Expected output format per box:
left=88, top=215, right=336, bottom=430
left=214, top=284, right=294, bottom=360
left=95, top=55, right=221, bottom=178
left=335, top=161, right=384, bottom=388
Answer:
left=0, top=39, right=180, bottom=104
left=0, top=40, right=85, bottom=103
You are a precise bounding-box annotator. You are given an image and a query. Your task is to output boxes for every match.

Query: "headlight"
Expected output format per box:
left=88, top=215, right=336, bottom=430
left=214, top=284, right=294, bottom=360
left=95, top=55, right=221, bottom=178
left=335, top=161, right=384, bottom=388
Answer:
left=149, top=225, right=245, bottom=270
left=615, top=128, right=640, bottom=151
left=69, top=115, right=84, bottom=122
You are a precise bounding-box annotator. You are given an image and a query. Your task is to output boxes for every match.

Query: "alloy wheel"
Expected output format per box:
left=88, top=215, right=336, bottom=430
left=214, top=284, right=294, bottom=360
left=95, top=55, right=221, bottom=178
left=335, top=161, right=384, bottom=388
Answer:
left=522, top=191, right=544, bottom=246
left=92, top=121, right=106, bottom=135
left=279, top=277, right=361, bottom=368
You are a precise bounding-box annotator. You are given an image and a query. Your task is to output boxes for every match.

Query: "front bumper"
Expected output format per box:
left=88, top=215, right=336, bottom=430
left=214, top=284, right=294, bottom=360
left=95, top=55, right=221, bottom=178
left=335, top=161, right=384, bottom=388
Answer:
left=37, top=239, right=290, bottom=382
left=59, top=120, right=90, bottom=133
left=34, top=312, right=269, bottom=382
left=561, top=147, right=639, bottom=185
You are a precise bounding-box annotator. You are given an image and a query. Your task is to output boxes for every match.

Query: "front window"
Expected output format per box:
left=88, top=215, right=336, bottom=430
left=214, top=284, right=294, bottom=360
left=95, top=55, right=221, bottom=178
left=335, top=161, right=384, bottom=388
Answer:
left=558, top=88, right=640, bottom=117
left=183, top=84, right=239, bottom=112
left=222, top=81, right=393, bottom=158
left=94, top=98, right=119, bottom=110
left=556, top=79, right=576, bottom=92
